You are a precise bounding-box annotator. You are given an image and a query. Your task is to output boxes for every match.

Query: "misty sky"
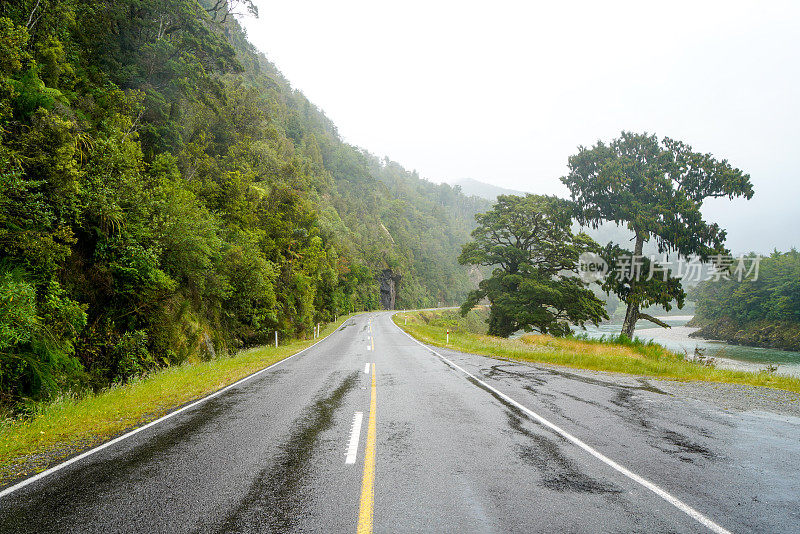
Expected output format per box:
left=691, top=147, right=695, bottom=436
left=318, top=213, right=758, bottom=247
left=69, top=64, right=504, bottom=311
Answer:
left=243, top=0, right=799, bottom=254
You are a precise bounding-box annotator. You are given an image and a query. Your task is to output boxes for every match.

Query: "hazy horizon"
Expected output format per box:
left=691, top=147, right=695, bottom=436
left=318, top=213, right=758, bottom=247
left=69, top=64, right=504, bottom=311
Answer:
left=243, top=0, right=800, bottom=254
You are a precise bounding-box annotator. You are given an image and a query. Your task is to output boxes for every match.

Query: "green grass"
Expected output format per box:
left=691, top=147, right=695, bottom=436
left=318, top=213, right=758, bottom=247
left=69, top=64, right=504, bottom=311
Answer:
left=393, top=310, right=800, bottom=394
left=0, top=315, right=356, bottom=485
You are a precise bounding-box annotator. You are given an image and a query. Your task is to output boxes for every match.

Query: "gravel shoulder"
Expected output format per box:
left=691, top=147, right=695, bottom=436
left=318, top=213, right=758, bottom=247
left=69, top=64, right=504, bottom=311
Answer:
left=652, top=379, right=800, bottom=418
left=480, top=355, right=800, bottom=418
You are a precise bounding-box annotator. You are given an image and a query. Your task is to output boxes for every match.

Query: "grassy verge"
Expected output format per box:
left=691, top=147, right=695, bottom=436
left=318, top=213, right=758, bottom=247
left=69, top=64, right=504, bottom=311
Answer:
left=0, top=315, right=355, bottom=486
left=393, top=309, right=800, bottom=394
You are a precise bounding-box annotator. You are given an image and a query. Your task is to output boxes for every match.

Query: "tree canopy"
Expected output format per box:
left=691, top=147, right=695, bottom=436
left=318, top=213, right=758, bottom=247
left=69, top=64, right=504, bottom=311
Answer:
left=687, top=250, right=800, bottom=351
left=561, top=132, right=753, bottom=338
left=692, top=250, right=800, bottom=325
left=459, top=194, right=607, bottom=337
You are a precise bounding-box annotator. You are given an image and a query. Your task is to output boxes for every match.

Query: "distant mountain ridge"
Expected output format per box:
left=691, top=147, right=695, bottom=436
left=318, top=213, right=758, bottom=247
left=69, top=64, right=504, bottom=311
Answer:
left=453, top=178, right=527, bottom=201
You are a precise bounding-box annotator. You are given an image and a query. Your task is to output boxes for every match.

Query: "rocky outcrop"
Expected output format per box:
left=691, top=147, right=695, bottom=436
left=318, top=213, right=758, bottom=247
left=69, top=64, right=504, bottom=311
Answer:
left=200, top=331, right=217, bottom=359
left=379, top=269, right=402, bottom=310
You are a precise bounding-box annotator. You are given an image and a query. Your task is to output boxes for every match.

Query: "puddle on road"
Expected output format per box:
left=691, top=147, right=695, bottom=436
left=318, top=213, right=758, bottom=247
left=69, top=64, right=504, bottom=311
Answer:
left=504, top=400, right=622, bottom=495
left=463, top=375, right=620, bottom=494
left=659, top=429, right=716, bottom=463
left=0, top=389, right=246, bottom=534
left=437, top=355, right=459, bottom=372
left=468, top=364, right=719, bottom=487
left=542, top=367, right=668, bottom=396
left=609, top=388, right=717, bottom=464
left=483, top=364, right=548, bottom=386
left=481, top=362, right=719, bottom=464
left=213, top=371, right=359, bottom=533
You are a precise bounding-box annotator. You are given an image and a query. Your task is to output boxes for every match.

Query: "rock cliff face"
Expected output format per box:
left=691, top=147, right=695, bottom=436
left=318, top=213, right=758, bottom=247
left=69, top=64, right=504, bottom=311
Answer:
left=379, top=269, right=402, bottom=310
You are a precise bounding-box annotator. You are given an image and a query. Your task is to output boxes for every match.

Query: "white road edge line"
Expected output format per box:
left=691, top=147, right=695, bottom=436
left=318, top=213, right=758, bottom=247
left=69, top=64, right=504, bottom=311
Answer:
left=346, top=412, right=364, bottom=464
left=364, top=362, right=370, bottom=374
left=393, top=317, right=731, bottom=534
left=0, top=318, right=351, bottom=500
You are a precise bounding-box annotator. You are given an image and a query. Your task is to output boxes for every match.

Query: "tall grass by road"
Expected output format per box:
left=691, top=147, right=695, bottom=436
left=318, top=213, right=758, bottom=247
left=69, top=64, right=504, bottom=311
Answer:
left=0, top=315, right=355, bottom=487
left=394, top=309, right=800, bottom=394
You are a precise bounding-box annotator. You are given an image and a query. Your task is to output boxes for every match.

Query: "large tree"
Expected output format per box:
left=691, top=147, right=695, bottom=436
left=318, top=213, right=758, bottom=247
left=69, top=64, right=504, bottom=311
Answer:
left=459, top=194, right=607, bottom=337
left=561, top=131, right=753, bottom=338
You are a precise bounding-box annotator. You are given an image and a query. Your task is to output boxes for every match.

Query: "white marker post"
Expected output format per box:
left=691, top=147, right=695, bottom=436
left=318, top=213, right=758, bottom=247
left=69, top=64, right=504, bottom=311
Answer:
left=446, top=329, right=450, bottom=344
left=274, top=330, right=278, bottom=348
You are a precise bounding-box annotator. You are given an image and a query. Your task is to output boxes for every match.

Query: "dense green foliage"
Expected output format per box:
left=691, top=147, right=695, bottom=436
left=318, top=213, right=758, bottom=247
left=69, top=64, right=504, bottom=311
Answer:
left=689, top=251, right=800, bottom=350
left=459, top=194, right=607, bottom=337
left=692, top=251, right=800, bottom=324
left=0, top=0, right=487, bottom=409
left=406, top=307, right=490, bottom=336
left=562, top=131, right=753, bottom=337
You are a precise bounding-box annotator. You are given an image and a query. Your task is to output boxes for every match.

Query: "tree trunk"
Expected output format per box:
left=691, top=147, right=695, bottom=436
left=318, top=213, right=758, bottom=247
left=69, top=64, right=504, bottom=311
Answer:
left=621, top=301, right=639, bottom=338
left=620, top=233, right=644, bottom=338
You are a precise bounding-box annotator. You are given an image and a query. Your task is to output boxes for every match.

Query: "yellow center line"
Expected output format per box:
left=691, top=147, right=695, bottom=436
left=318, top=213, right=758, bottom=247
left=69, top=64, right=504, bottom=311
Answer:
left=357, top=363, right=377, bottom=534
left=370, top=335, right=374, bottom=351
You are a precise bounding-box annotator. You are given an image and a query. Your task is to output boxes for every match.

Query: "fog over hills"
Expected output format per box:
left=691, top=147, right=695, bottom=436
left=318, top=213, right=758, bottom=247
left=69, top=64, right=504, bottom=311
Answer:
left=450, top=178, right=773, bottom=256
left=243, top=0, right=799, bottom=255
left=451, top=178, right=526, bottom=201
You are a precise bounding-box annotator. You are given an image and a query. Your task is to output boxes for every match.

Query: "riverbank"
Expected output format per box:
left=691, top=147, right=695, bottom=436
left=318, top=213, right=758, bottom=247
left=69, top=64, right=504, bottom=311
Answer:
left=688, top=317, right=800, bottom=352
left=636, top=326, right=798, bottom=376
left=582, top=316, right=800, bottom=378
left=395, top=309, right=800, bottom=394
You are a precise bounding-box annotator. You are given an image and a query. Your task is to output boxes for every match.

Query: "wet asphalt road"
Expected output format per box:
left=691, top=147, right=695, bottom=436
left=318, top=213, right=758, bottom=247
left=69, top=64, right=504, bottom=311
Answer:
left=1, top=312, right=799, bottom=533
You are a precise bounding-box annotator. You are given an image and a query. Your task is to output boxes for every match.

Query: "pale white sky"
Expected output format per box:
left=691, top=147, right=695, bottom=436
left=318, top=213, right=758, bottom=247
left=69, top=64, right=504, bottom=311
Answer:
left=243, top=0, right=800, bottom=253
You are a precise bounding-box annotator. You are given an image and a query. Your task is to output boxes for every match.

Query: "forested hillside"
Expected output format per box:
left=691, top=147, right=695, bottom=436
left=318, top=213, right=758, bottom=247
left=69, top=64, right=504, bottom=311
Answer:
left=689, top=250, right=800, bottom=350
left=0, top=0, right=488, bottom=408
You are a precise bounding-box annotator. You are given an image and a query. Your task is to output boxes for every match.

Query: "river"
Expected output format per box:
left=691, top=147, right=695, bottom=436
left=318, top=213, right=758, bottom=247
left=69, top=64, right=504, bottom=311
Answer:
left=579, top=316, right=800, bottom=378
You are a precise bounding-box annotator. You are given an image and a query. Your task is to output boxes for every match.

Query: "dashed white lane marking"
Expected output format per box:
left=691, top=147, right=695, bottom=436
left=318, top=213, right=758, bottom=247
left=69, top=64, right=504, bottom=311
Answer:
left=364, top=362, right=370, bottom=374
left=346, top=412, right=364, bottom=464
left=393, top=317, right=731, bottom=534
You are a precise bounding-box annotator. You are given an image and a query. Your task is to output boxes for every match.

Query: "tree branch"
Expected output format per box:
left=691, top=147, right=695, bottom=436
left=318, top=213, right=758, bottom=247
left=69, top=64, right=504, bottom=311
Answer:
left=638, top=313, right=671, bottom=329
left=26, top=0, right=41, bottom=29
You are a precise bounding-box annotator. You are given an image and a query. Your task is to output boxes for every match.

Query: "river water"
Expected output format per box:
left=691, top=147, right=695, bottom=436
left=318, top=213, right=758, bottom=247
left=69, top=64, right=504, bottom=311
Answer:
left=579, top=316, right=800, bottom=377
